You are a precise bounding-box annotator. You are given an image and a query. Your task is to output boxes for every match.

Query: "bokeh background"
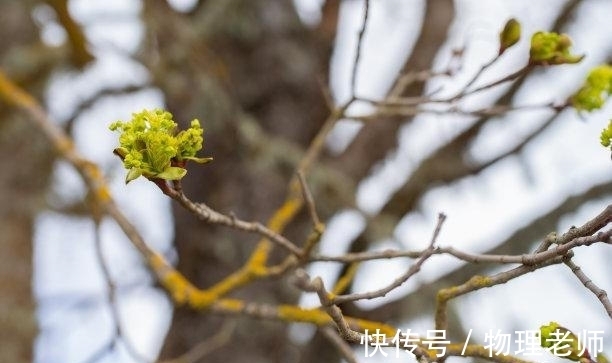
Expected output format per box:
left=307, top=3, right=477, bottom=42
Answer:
left=0, top=0, right=611, bottom=362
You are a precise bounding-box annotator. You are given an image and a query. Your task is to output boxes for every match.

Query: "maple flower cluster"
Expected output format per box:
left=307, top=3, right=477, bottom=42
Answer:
left=529, top=31, right=584, bottom=65
left=109, top=109, right=212, bottom=183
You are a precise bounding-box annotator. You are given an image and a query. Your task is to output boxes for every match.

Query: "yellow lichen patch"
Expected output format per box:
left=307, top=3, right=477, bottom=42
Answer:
left=436, top=285, right=460, bottom=302
left=78, top=161, right=113, bottom=203
left=160, top=270, right=194, bottom=305
left=467, top=275, right=492, bottom=288
left=277, top=305, right=332, bottom=326
left=332, top=262, right=360, bottom=295
left=268, top=198, right=302, bottom=232
left=214, top=298, right=245, bottom=313
left=83, top=161, right=103, bottom=180
left=56, top=137, right=75, bottom=155
left=0, top=70, right=37, bottom=108
left=314, top=222, right=325, bottom=234
left=243, top=196, right=303, bottom=269
left=350, top=319, right=397, bottom=338
left=249, top=263, right=269, bottom=277
left=207, top=267, right=255, bottom=298
left=148, top=253, right=195, bottom=306
left=247, top=243, right=271, bottom=269
left=196, top=184, right=307, bottom=304
left=149, top=253, right=166, bottom=269
left=189, top=290, right=219, bottom=310
left=95, top=185, right=112, bottom=202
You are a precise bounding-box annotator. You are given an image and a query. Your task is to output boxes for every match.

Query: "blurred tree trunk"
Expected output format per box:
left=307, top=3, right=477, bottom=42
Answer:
left=141, top=1, right=337, bottom=361
left=0, top=2, right=56, bottom=362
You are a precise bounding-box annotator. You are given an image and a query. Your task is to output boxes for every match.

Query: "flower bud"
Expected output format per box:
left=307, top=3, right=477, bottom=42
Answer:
left=499, top=18, right=521, bottom=55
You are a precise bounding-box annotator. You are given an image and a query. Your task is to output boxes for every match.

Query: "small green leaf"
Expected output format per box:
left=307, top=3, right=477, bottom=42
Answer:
left=125, top=168, right=142, bottom=184
left=156, top=166, right=187, bottom=180
left=182, top=156, right=213, bottom=164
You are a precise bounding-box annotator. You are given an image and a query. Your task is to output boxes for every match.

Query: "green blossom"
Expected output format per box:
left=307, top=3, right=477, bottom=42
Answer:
left=176, top=119, right=205, bottom=161
left=529, top=32, right=584, bottom=65
left=572, top=65, right=612, bottom=112
left=601, top=120, right=612, bottom=149
left=540, top=322, right=584, bottom=361
left=109, top=109, right=212, bottom=183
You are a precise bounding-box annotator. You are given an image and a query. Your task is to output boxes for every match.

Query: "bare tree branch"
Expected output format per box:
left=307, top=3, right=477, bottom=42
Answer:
left=320, top=327, right=359, bottom=363
left=330, top=213, right=446, bottom=305
left=158, top=320, right=236, bottom=363
left=350, top=0, right=370, bottom=98
left=564, top=258, right=612, bottom=318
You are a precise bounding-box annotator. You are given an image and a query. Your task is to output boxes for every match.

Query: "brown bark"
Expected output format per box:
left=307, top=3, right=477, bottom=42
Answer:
left=0, top=3, right=56, bottom=362
left=141, top=1, right=336, bottom=361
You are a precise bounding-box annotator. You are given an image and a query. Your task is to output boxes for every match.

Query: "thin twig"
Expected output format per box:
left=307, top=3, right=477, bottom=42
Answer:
left=330, top=213, right=446, bottom=305
left=297, top=171, right=322, bottom=228
left=64, top=85, right=144, bottom=134
left=454, top=64, right=532, bottom=99
left=387, top=69, right=445, bottom=99
left=460, top=53, right=502, bottom=95
left=435, top=254, right=570, bottom=331
left=311, top=248, right=422, bottom=262
left=347, top=101, right=563, bottom=122
left=350, top=0, right=370, bottom=97
left=320, top=326, right=359, bottom=363
left=433, top=207, right=612, bottom=330
left=92, top=216, right=152, bottom=363
left=555, top=204, right=612, bottom=244
left=163, top=188, right=303, bottom=256
left=292, top=269, right=362, bottom=342
left=564, top=258, right=612, bottom=318
left=311, top=228, right=610, bottom=264
left=158, top=320, right=236, bottom=363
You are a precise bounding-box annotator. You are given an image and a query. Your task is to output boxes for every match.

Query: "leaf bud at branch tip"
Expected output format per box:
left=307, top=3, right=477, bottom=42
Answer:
left=499, top=18, right=521, bottom=55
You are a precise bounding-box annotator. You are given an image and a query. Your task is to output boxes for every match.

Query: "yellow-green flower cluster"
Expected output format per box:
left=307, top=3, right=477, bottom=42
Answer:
left=110, top=109, right=212, bottom=183
left=572, top=65, right=612, bottom=112
left=529, top=32, right=584, bottom=65
left=601, top=120, right=612, bottom=150
left=177, top=119, right=205, bottom=159
left=540, top=322, right=584, bottom=361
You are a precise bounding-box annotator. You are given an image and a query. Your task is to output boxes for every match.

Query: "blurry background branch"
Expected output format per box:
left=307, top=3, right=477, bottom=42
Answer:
left=44, top=0, right=93, bottom=67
